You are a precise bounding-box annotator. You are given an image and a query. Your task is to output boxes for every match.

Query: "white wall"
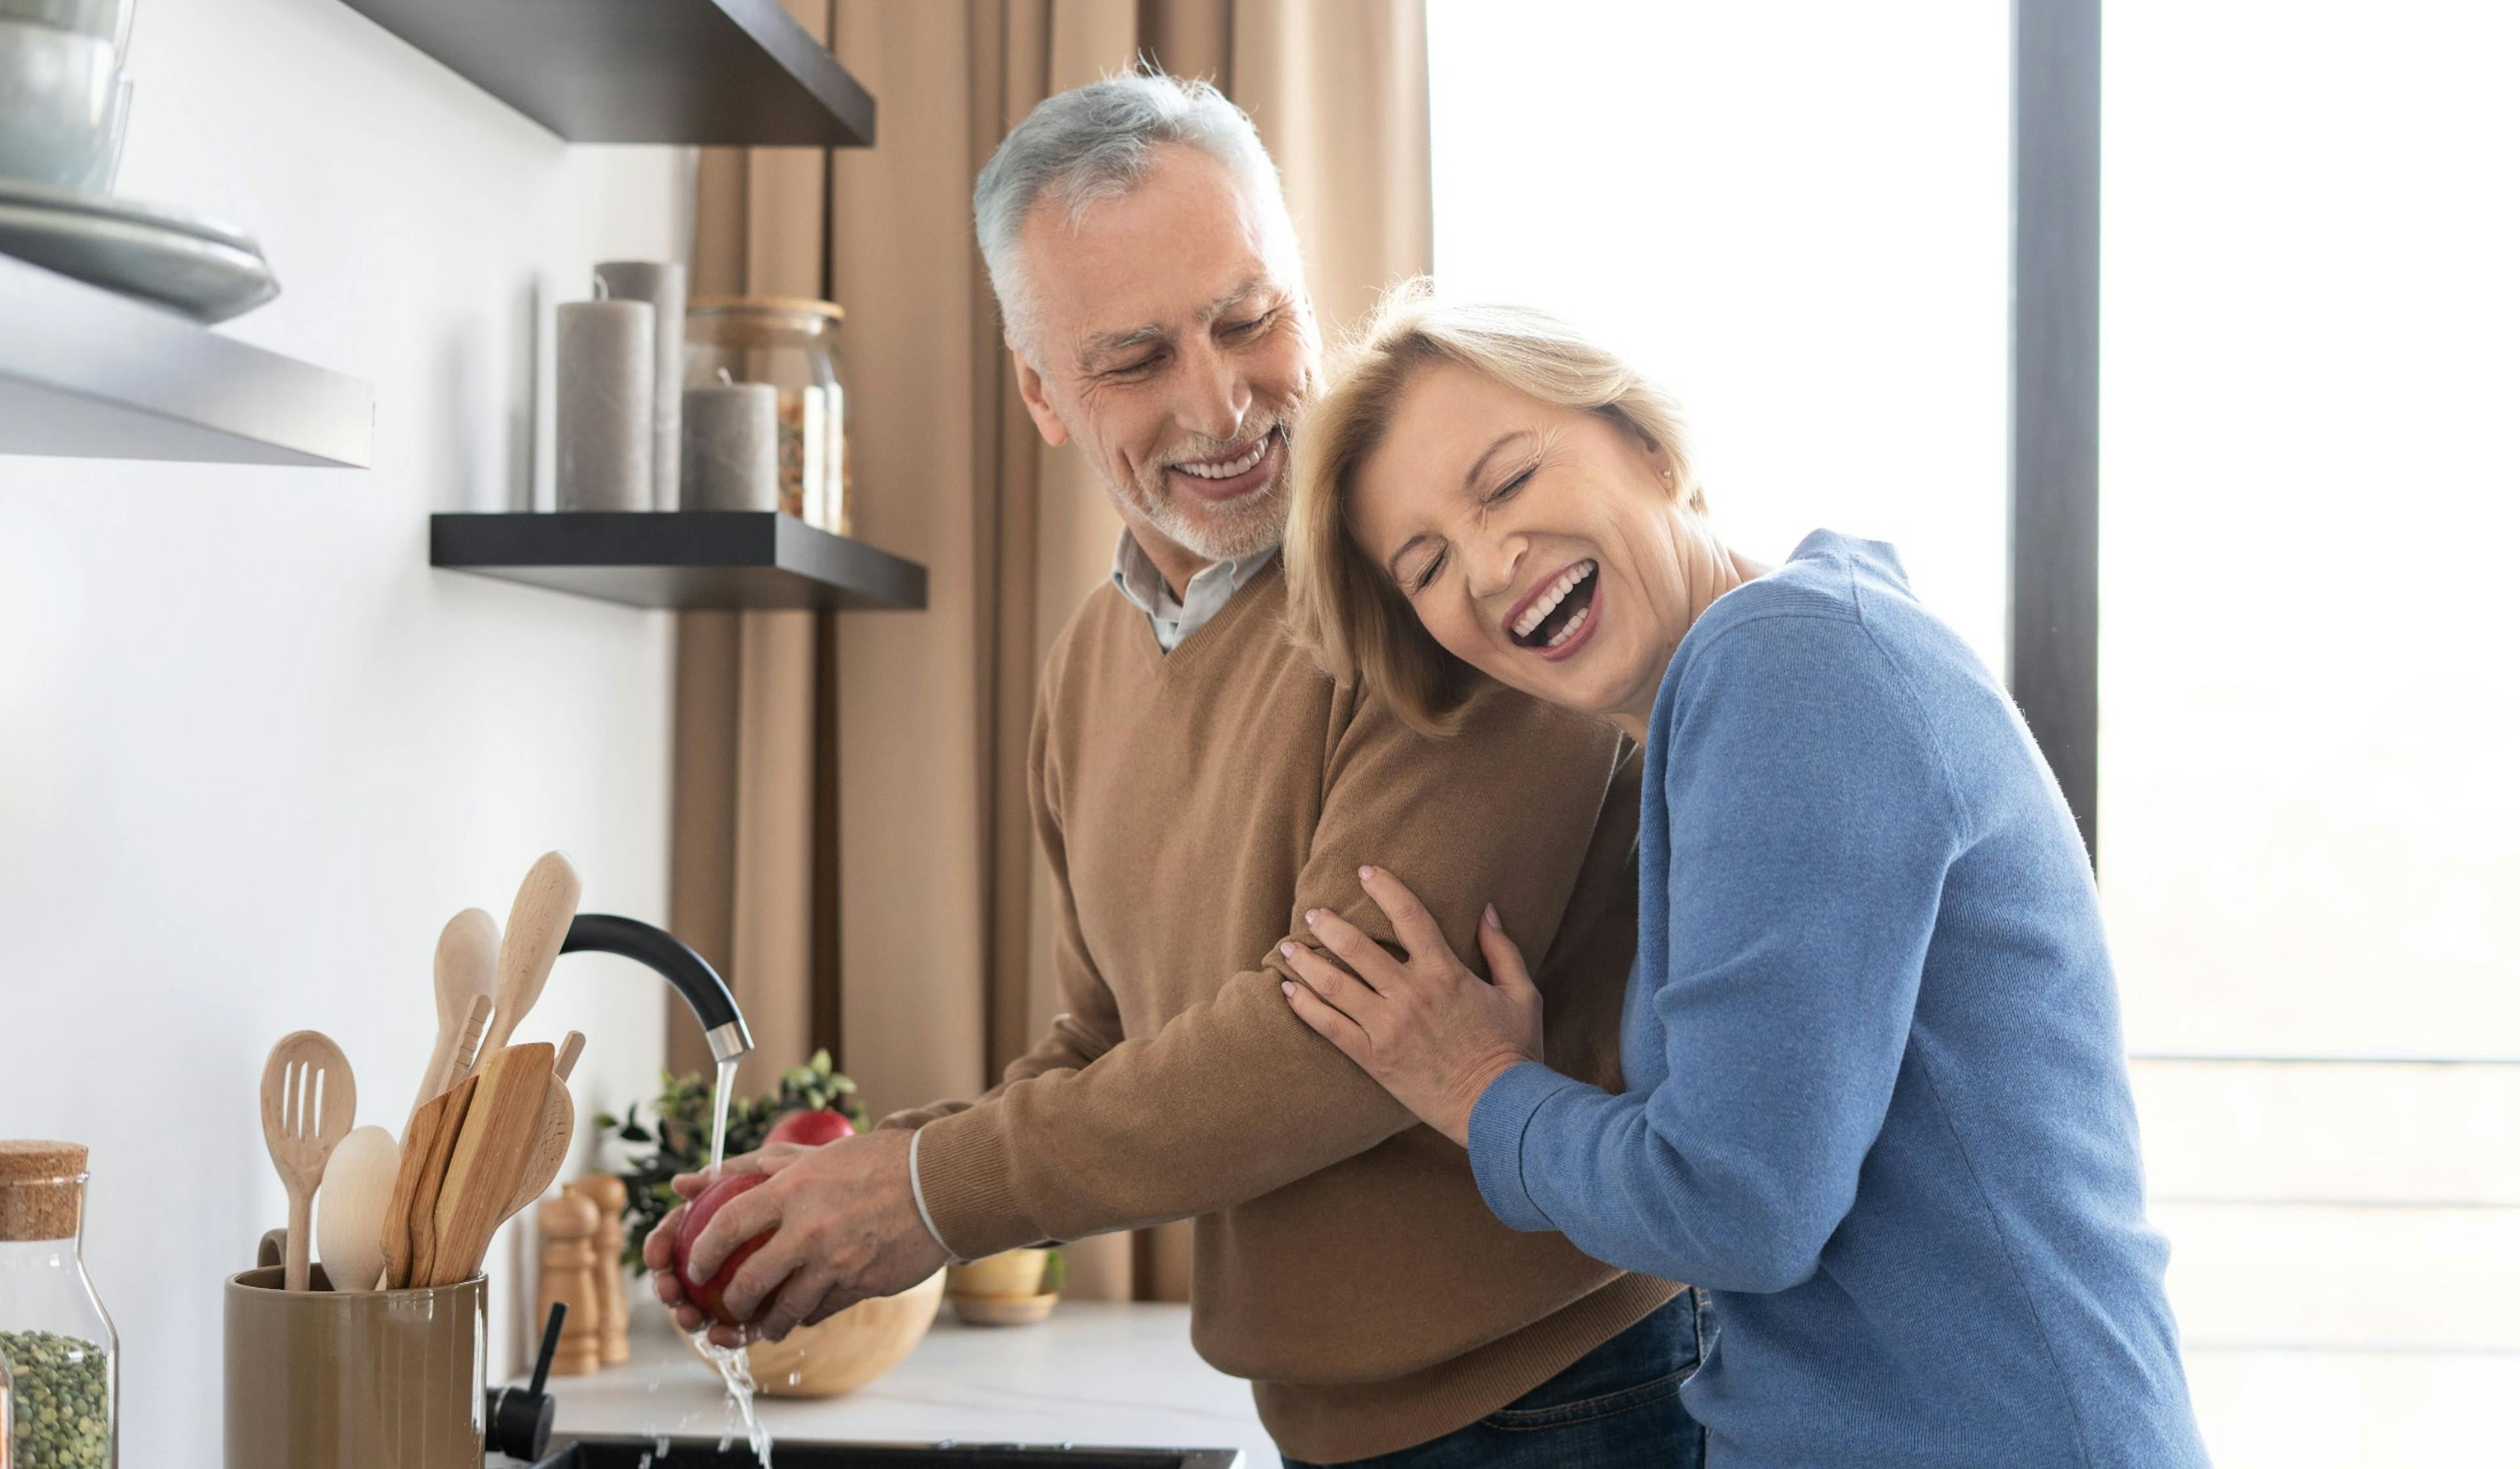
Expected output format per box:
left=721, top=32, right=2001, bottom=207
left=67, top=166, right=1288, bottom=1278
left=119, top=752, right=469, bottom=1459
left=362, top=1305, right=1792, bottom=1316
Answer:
left=0, top=0, right=694, bottom=1455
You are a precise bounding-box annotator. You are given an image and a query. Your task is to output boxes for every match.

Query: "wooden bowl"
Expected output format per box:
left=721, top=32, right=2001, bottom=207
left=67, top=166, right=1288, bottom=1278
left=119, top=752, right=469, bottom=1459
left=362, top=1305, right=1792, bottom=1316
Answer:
left=948, top=1290, right=1058, bottom=1327
left=688, top=1268, right=945, bottom=1397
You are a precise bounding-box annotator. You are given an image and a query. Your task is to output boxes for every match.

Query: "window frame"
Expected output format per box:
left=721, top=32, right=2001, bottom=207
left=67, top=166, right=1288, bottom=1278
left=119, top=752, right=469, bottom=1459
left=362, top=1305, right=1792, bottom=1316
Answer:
left=2010, top=0, right=2103, bottom=863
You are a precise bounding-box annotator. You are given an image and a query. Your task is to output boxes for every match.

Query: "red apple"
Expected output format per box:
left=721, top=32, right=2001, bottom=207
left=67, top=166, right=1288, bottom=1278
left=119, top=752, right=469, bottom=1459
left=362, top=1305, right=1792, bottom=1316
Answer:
left=764, top=1107, right=854, bottom=1148
left=671, top=1172, right=772, bottom=1328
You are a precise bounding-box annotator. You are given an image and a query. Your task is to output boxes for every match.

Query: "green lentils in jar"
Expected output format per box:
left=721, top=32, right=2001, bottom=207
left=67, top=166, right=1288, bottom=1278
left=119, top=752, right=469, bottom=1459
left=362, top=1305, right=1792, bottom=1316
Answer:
left=1, top=1330, right=109, bottom=1469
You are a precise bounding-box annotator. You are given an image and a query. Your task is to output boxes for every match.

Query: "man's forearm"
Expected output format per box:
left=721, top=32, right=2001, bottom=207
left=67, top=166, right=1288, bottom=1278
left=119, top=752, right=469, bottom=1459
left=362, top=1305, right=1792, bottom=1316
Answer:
left=909, top=964, right=1414, bottom=1258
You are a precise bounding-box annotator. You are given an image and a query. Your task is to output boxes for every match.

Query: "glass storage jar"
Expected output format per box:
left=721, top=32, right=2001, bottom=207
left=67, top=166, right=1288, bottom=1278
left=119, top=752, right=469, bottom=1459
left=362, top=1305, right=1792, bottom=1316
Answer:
left=0, top=1142, right=115, bottom=1469
left=682, top=296, right=852, bottom=534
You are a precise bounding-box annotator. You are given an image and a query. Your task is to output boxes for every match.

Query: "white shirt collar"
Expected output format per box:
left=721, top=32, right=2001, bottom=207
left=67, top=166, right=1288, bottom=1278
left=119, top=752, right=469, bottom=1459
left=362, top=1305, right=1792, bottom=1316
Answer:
left=1110, top=531, right=1278, bottom=653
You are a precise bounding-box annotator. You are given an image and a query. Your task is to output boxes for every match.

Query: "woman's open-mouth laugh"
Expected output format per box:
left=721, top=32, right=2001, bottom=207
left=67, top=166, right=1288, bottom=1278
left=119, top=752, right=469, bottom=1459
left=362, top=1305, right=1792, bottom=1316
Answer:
left=1504, top=557, right=1602, bottom=661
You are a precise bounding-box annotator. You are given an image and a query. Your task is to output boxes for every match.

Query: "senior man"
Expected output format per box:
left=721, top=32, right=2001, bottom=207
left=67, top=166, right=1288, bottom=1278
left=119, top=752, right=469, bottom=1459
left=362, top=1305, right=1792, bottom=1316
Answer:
left=650, top=74, right=1698, bottom=1468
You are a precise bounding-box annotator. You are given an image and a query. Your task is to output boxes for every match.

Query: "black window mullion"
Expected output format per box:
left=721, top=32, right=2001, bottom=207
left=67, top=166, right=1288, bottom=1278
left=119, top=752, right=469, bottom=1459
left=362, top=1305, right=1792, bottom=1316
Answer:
left=2009, top=0, right=2104, bottom=863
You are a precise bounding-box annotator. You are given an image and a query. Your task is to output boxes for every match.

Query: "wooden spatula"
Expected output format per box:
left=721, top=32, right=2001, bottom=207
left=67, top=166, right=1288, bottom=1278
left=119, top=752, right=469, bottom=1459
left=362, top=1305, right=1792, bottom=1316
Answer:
left=472, top=853, right=581, bottom=1069
left=380, top=1092, right=446, bottom=1289
left=410, top=909, right=499, bottom=1127
left=259, top=1031, right=358, bottom=1292
left=397, top=1074, right=476, bottom=1290
left=431, top=1041, right=554, bottom=1285
left=553, top=1030, right=584, bottom=1085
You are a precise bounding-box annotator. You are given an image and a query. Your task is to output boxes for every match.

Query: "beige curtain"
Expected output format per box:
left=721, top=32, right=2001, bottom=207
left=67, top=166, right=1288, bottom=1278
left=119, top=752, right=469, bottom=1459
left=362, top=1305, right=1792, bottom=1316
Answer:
left=672, top=0, right=1430, bottom=1302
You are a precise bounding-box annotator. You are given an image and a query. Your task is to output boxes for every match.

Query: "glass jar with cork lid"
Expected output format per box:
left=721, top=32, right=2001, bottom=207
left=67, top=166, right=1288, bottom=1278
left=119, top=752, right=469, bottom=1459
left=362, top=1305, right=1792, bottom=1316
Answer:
left=682, top=296, right=852, bottom=534
left=1, top=1142, right=116, bottom=1469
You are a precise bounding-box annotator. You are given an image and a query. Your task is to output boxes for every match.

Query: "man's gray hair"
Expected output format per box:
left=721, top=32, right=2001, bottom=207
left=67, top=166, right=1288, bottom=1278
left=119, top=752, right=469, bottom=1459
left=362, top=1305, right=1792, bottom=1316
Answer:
left=974, top=72, right=1289, bottom=357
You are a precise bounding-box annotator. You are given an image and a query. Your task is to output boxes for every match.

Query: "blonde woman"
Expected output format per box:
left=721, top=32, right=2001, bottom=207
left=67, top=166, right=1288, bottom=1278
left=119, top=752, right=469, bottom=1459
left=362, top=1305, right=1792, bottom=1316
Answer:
left=1276, top=287, right=2207, bottom=1468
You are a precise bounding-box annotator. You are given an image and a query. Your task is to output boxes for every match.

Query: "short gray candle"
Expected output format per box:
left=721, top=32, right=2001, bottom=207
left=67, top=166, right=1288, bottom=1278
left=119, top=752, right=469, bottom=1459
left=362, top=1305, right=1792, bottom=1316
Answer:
left=556, top=297, right=655, bottom=511
left=593, top=260, right=686, bottom=511
left=682, top=378, right=779, bottom=512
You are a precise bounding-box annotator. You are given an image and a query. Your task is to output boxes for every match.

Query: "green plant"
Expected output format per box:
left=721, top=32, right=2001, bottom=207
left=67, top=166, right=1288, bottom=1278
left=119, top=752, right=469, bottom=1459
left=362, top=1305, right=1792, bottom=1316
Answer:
left=594, top=1048, right=868, bottom=1273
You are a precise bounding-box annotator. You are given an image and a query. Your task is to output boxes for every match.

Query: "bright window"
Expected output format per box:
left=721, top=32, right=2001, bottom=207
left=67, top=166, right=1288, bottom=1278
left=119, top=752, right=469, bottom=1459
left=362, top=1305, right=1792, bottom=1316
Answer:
left=1433, top=4, right=2517, bottom=1464
left=2099, top=3, right=2520, bottom=1463
left=1429, top=0, right=2010, bottom=669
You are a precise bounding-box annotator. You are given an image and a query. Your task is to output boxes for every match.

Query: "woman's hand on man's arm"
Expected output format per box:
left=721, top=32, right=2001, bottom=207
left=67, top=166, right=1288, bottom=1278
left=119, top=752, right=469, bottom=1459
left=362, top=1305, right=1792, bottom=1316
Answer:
left=1280, top=865, right=1546, bottom=1147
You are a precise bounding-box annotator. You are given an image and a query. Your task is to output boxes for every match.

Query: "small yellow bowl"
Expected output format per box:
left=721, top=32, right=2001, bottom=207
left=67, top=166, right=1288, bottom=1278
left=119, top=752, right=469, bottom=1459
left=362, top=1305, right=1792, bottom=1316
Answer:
left=948, top=1290, right=1058, bottom=1327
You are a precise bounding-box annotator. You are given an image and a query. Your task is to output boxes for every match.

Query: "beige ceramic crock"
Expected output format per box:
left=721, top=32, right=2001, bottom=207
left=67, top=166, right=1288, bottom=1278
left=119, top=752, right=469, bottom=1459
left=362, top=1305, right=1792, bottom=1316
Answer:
left=223, top=1264, right=486, bottom=1469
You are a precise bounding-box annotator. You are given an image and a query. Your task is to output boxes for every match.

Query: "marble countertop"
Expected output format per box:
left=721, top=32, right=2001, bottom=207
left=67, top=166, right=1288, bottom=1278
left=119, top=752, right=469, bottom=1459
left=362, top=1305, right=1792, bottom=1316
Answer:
left=530, top=1298, right=1274, bottom=1466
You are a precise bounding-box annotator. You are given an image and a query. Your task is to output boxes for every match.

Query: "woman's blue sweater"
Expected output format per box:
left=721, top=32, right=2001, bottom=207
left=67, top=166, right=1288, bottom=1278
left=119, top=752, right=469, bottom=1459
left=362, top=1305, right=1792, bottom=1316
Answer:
left=1468, top=531, right=2208, bottom=1468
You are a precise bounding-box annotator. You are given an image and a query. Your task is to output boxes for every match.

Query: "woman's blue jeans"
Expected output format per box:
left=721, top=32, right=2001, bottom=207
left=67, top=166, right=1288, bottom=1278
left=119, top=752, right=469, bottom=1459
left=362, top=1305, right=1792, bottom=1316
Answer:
left=1281, top=1289, right=1708, bottom=1469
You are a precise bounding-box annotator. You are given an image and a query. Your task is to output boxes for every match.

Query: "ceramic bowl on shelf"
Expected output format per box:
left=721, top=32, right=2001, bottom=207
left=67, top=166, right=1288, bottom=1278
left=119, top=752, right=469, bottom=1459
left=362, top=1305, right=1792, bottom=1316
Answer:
left=682, top=1267, right=944, bottom=1398
left=0, top=19, right=122, bottom=189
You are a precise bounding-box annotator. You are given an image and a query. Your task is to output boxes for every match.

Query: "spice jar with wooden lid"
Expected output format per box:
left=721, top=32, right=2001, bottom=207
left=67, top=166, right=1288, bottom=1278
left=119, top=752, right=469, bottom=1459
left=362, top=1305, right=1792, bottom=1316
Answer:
left=683, top=296, right=852, bottom=533
left=0, top=1142, right=116, bottom=1469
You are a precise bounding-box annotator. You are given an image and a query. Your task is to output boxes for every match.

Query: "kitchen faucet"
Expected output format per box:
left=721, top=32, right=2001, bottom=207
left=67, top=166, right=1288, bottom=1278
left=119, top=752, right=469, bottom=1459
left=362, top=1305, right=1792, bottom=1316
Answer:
left=556, top=914, right=753, bottom=1064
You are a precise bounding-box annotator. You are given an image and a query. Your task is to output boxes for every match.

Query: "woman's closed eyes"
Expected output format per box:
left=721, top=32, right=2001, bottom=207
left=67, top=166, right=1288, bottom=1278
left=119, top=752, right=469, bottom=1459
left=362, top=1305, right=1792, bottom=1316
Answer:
left=1405, top=462, right=1536, bottom=595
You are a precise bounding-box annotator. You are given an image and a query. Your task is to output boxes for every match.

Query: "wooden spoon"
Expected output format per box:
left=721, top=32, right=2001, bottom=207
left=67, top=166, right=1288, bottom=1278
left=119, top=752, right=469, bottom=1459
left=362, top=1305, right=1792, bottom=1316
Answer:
left=497, top=1029, right=586, bottom=1226
left=409, top=993, right=494, bottom=1135
left=500, top=1076, right=577, bottom=1227
left=472, top=853, right=581, bottom=1069
left=409, top=909, right=499, bottom=1127
left=259, top=1031, right=358, bottom=1292
left=316, top=1125, right=400, bottom=1293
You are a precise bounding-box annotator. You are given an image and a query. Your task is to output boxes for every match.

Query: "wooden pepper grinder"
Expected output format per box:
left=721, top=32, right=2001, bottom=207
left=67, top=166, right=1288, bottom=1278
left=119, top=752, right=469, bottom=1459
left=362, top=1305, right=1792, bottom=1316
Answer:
left=535, top=1191, right=603, bottom=1377
left=567, top=1173, right=632, bottom=1364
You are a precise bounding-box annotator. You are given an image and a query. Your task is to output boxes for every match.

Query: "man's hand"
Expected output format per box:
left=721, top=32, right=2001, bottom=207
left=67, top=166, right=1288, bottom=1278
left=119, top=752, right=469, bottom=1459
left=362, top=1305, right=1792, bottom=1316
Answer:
left=1279, top=865, right=1545, bottom=1147
left=641, top=1128, right=948, bottom=1347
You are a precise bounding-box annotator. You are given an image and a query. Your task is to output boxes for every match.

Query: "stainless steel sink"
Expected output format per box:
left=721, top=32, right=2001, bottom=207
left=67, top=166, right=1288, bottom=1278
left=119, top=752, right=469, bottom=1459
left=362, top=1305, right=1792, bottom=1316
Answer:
left=530, top=1436, right=1242, bottom=1468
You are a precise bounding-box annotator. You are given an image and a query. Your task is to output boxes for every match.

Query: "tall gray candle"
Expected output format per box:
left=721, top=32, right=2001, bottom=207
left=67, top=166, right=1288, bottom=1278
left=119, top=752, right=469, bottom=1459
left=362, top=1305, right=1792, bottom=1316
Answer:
left=593, top=260, right=686, bottom=511
left=681, top=377, right=779, bottom=512
left=556, top=296, right=654, bottom=511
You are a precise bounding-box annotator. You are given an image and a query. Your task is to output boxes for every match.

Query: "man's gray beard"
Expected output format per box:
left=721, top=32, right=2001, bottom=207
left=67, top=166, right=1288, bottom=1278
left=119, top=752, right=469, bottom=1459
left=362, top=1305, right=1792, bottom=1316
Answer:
left=1131, top=464, right=1289, bottom=563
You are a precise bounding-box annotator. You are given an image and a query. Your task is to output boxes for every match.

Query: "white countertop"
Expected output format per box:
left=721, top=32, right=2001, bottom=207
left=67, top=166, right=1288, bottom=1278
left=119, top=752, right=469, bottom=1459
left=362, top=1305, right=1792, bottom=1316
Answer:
left=530, top=1298, right=1274, bottom=1466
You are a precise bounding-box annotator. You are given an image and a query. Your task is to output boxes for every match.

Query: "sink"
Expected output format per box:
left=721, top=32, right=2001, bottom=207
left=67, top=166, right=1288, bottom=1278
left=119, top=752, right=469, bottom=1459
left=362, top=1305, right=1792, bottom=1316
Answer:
left=530, top=1437, right=1242, bottom=1468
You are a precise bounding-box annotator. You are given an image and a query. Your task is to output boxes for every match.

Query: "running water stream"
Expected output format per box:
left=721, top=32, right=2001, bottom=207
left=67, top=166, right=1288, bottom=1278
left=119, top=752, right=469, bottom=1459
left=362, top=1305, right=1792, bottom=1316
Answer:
left=694, top=1055, right=772, bottom=1465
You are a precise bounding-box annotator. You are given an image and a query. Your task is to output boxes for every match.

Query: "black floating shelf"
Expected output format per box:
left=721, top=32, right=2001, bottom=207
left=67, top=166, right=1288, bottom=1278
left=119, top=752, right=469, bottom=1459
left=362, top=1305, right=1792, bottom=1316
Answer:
left=0, top=255, right=372, bottom=468
left=339, top=0, right=875, bottom=146
left=432, top=512, right=925, bottom=611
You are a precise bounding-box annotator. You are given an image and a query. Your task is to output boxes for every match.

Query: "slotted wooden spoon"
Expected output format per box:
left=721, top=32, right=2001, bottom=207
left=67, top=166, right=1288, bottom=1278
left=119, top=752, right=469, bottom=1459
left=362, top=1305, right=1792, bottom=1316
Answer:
left=259, top=1031, right=357, bottom=1292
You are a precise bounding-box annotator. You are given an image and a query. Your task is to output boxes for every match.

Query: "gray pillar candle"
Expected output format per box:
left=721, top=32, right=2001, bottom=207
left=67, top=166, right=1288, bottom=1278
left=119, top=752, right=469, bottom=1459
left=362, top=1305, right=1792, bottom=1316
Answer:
left=555, top=298, right=654, bottom=511
left=681, top=379, right=779, bottom=512
left=593, top=260, right=686, bottom=511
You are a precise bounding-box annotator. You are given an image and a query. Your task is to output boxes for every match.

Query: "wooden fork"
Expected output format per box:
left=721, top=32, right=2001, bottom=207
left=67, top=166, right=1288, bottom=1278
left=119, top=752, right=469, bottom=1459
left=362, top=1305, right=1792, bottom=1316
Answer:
left=259, top=1031, right=357, bottom=1292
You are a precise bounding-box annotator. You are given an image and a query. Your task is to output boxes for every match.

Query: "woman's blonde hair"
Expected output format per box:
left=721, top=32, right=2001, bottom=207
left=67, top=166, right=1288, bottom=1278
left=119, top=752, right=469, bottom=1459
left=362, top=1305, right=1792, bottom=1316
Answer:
left=1285, top=280, right=1704, bottom=736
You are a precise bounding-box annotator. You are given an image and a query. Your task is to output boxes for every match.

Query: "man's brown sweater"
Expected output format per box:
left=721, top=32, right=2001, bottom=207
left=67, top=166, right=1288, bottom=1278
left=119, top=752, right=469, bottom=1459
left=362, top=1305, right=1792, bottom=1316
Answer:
left=885, top=563, right=1676, bottom=1463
